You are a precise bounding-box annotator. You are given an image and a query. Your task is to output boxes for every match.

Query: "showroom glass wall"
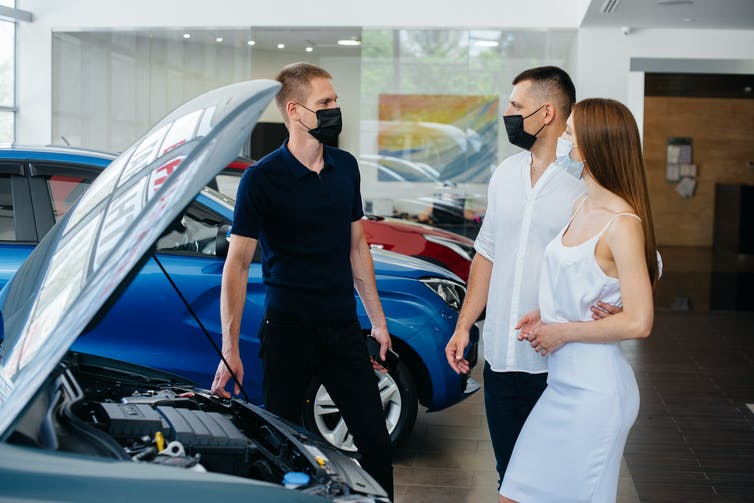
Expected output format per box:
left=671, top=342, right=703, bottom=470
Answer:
left=51, top=27, right=574, bottom=239
left=0, top=0, right=16, bottom=143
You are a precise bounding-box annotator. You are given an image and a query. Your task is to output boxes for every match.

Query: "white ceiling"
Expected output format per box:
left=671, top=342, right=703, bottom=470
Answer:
left=581, top=0, right=754, bottom=30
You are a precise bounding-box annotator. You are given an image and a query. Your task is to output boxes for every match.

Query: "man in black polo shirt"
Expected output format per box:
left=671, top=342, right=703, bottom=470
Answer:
left=211, top=62, right=393, bottom=498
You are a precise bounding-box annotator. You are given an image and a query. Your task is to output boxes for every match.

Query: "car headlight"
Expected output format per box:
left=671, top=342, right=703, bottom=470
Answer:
left=420, top=278, right=466, bottom=311
left=423, top=234, right=473, bottom=261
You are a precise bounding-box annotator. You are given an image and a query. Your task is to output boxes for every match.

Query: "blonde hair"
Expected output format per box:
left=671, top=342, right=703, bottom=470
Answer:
left=274, top=62, right=332, bottom=124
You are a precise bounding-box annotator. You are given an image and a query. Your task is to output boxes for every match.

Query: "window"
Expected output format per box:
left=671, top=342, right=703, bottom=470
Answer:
left=0, top=111, right=13, bottom=143
left=214, top=173, right=241, bottom=199
left=0, top=14, right=15, bottom=143
left=0, top=175, right=16, bottom=240
left=46, top=175, right=93, bottom=222
left=156, top=201, right=228, bottom=256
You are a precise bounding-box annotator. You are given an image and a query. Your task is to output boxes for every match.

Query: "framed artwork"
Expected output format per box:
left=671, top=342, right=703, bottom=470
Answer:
left=376, top=94, right=499, bottom=184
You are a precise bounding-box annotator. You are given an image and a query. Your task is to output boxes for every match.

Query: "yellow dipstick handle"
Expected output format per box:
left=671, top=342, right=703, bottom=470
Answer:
left=155, top=431, right=165, bottom=452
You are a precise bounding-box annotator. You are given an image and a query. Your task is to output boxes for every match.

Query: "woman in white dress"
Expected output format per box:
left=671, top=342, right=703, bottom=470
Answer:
left=499, top=98, right=659, bottom=503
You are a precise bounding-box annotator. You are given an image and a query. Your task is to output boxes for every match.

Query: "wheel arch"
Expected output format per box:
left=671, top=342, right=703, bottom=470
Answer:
left=389, top=335, right=432, bottom=408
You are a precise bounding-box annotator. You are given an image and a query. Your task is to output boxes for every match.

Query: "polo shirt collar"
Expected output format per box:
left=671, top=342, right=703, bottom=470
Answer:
left=281, top=140, right=335, bottom=179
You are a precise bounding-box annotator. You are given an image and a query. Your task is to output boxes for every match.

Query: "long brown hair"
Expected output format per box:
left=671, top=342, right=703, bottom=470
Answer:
left=573, top=98, right=659, bottom=287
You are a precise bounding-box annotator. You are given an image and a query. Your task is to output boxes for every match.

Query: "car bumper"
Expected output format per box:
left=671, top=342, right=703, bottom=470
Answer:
left=425, top=320, right=480, bottom=412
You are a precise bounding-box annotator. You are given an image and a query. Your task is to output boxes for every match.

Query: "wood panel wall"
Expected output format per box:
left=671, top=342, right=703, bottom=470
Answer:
left=643, top=96, right=754, bottom=247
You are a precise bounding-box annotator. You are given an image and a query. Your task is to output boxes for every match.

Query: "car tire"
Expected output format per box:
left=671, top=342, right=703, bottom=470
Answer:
left=302, top=360, right=418, bottom=452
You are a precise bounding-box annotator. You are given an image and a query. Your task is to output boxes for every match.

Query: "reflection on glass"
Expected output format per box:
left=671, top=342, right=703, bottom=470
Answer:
left=360, top=28, right=575, bottom=238
left=49, top=26, right=576, bottom=241
left=52, top=30, right=253, bottom=153
left=0, top=111, right=12, bottom=144
left=0, top=175, right=15, bottom=240
left=0, top=20, right=13, bottom=108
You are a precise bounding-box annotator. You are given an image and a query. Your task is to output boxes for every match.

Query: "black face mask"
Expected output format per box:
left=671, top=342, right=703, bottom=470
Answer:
left=296, top=102, right=342, bottom=145
left=503, top=104, right=546, bottom=151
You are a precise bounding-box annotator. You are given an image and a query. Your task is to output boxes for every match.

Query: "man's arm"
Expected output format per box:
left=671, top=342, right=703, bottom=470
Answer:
left=211, top=234, right=257, bottom=398
left=350, top=220, right=391, bottom=360
left=445, top=253, right=492, bottom=374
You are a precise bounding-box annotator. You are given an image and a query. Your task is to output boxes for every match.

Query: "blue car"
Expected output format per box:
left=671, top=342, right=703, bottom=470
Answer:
left=0, top=80, right=390, bottom=502
left=0, top=145, right=479, bottom=452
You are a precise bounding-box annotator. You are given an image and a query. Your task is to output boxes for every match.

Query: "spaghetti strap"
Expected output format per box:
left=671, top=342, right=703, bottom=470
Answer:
left=565, top=195, right=589, bottom=228
left=596, top=212, right=641, bottom=237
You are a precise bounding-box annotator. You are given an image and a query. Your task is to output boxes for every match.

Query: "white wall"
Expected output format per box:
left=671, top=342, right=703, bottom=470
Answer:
left=574, top=27, right=754, bottom=135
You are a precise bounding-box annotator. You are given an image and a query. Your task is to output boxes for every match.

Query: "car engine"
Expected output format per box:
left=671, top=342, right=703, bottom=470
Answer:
left=7, top=353, right=388, bottom=501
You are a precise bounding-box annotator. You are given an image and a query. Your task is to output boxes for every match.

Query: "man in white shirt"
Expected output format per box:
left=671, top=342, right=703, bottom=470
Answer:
left=445, top=66, right=619, bottom=486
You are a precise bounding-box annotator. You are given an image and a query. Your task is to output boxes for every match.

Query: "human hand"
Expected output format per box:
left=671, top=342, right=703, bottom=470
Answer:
left=370, top=325, right=391, bottom=373
left=445, top=328, right=471, bottom=375
left=515, top=309, right=541, bottom=334
left=591, top=301, right=623, bottom=320
left=520, top=322, right=565, bottom=357
left=211, top=350, right=244, bottom=398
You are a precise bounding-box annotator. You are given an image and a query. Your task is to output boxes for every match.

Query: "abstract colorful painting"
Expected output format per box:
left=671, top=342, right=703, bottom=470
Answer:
left=377, top=94, right=498, bottom=183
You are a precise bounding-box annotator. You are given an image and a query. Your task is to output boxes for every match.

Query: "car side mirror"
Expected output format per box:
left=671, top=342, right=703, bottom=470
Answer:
left=216, top=224, right=231, bottom=258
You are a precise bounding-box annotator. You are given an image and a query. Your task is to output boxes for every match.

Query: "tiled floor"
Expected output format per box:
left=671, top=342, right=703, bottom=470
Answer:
left=393, top=351, right=640, bottom=502
left=622, top=310, right=754, bottom=502
left=392, top=312, right=754, bottom=502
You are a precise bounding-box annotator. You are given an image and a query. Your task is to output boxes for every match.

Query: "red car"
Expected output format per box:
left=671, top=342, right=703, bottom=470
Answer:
left=361, top=215, right=473, bottom=282
left=211, top=159, right=474, bottom=282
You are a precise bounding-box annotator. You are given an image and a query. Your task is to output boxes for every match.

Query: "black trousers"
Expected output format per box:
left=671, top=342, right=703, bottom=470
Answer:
left=259, top=310, right=393, bottom=499
left=483, top=362, right=548, bottom=487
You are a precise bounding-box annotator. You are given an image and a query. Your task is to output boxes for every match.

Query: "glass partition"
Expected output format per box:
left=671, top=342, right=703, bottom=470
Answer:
left=0, top=15, right=15, bottom=143
left=359, top=28, right=575, bottom=238
left=52, top=27, right=575, bottom=240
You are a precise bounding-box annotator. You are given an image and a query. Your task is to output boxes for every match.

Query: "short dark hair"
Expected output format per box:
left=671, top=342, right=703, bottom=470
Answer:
left=274, top=62, right=332, bottom=123
left=512, top=66, right=576, bottom=120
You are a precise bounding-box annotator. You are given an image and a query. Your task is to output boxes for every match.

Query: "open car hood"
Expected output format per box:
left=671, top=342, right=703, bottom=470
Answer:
left=0, top=80, right=280, bottom=434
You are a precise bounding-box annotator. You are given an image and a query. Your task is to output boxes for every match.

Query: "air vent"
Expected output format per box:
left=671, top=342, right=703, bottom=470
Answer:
left=601, top=0, right=621, bottom=14
left=656, top=0, right=694, bottom=5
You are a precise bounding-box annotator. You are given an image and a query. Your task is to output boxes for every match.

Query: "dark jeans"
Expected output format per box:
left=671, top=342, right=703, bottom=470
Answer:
left=259, top=310, right=393, bottom=499
left=483, top=361, right=548, bottom=487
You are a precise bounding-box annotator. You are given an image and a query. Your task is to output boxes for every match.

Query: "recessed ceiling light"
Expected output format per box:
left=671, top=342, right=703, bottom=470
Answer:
left=277, top=43, right=286, bottom=49
left=474, top=40, right=499, bottom=47
left=656, top=0, right=694, bottom=5
left=337, top=39, right=361, bottom=46
left=305, top=46, right=313, bottom=52
left=247, top=40, right=255, bottom=46
left=682, top=17, right=694, bottom=22
left=216, top=37, right=224, bottom=43
left=183, top=33, right=191, bottom=39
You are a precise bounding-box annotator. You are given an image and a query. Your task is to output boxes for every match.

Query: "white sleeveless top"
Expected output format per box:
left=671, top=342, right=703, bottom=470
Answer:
left=538, top=197, right=641, bottom=325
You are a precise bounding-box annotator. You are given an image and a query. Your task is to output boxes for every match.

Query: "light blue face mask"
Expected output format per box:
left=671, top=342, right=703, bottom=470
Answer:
left=556, top=137, right=584, bottom=179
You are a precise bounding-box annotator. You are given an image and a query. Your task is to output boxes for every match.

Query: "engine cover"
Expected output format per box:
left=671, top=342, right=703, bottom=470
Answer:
left=95, top=402, right=254, bottom=476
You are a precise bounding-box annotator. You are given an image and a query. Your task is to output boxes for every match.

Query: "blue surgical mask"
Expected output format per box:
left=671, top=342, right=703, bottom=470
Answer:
left=556, top=138, right=584, bottom=179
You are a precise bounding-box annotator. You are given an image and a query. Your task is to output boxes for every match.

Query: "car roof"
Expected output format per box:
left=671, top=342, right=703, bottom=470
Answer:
left=0, top=145, right=116, bottom=167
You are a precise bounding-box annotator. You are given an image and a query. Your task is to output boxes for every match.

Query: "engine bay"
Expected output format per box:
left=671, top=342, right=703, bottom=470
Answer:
left=7, top=352, right=386, bottom=501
